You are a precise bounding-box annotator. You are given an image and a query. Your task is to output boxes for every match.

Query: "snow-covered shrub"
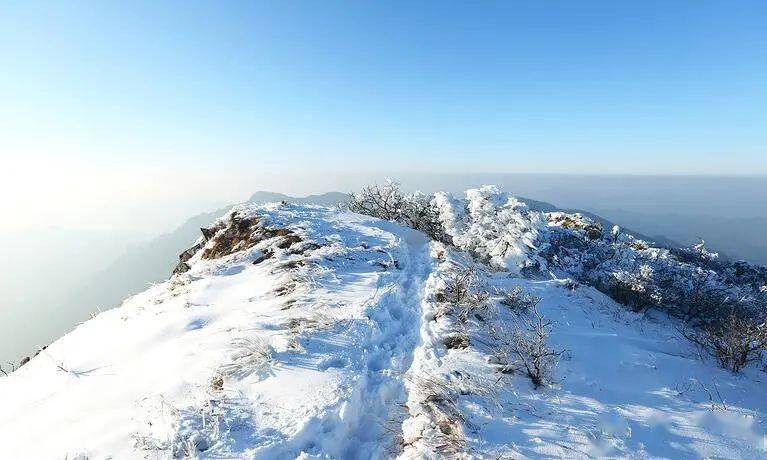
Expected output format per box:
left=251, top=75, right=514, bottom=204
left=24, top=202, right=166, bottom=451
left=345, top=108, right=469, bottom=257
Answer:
left=350, top=183, right=544, bottom=274
left=347, top=180, right=448, bottom=242
left=672, top=271, right=731, bottom=324
left=399, top=191, right=450, bottom=243
left=549, top=212, right=602, bottom=240
left=539, top=211, right=767, bottom=333
left=610, top=265, right=661, bottom=313
left=493, top=305, right=563, bottom=388
left=682, top=312, right=767, bottom=373
left=347, top=180, right=404, bottom=222
left=439, top=267, right=477, bottom=305
left=349, top=182, right=767, bottom=361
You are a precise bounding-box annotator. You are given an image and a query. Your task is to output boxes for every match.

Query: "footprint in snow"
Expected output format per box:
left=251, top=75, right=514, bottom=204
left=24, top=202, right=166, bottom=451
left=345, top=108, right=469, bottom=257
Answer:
left=318, top=356, right=348, bottom=370
left=186, top=318, right=208, bottom=330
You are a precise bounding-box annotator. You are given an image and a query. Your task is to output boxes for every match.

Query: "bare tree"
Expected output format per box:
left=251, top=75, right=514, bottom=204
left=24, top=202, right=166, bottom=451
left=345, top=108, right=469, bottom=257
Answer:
left=347, top=181, right=449, bottom=243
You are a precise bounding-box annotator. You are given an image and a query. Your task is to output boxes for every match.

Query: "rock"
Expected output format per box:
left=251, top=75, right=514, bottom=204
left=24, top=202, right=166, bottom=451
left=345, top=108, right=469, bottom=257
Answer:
left=585, top=223, right=603, bottom=240
left=172, top=241, right=204, bottom=275
left=277, top=234, right=302, bottom=249
left=200, top=227, right=216, bottom=241
left=252, top=250, right=274, bottom=265
left=172, top=261, right=190, bottom=275
left=443, top=334, right=470, bottom=349
left=202, top=215, right=264, bottom=259
left=179, top=243, right=202, bottom=263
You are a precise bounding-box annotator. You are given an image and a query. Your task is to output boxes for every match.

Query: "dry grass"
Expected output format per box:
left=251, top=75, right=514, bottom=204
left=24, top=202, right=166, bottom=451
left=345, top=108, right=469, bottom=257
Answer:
left=219, top=337, right=274, bottom=380
left=405, top=373, right=466, bottom=456
left=433, top=266, right=491, bottom=323
left=284, top=312, right=337, bottom=336
left=497, top=285, right=540, bottom=314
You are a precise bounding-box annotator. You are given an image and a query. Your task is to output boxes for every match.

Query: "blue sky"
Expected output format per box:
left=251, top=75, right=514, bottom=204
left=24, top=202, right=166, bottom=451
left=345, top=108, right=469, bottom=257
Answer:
left=2, top=1, right=766, bottom=172
left=0, top=1, right=765, bottom=231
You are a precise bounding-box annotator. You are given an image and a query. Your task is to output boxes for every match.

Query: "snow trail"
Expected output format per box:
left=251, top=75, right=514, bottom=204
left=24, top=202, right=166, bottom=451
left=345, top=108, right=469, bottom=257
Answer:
left=244, top=214, right=434, bottom=459
left=337, top=226, right=432, bottom=457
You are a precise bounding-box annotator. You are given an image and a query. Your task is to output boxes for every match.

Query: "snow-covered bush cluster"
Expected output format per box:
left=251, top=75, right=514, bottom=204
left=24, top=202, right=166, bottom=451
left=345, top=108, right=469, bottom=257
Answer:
left=349, top=182, right=543, bottom=274
left=498, top=285, right=541, bottom=314
left=539, top=214, right=767, bottom=328
left=432, top=186, right=545, bottom=274
left=434, top=265, right=491, bottom=323
left=349, top=181, right=767, bottom=372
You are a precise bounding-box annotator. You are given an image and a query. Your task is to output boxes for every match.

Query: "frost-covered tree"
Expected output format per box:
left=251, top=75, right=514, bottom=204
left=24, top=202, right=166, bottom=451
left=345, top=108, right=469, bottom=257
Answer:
left=432, top=186, right=544, bottom=274
left=347, top=179, right=406, bottom=222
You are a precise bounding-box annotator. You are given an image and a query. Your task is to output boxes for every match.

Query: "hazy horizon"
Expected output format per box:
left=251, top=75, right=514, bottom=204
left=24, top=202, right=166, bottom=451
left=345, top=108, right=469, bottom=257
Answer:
left=2, top=1, right=766, bottom=235
left=1, top=171, right=765, bottom=237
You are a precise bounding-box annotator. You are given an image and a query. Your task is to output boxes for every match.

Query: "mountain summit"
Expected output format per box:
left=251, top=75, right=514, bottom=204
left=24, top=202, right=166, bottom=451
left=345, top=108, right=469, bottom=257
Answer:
left=1, top=187, right=766, bottom=459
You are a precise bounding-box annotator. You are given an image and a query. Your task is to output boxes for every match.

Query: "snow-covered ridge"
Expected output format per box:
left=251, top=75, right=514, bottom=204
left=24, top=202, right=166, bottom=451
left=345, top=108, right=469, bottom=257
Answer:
left=353, top=183, right=767, bottom=324
left=1, top=194, right=766, bottom=459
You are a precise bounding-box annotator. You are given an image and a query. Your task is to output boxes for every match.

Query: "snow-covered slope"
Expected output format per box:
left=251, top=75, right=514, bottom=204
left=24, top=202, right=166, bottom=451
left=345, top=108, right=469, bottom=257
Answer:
left=1, top=202, right=765, bottom=459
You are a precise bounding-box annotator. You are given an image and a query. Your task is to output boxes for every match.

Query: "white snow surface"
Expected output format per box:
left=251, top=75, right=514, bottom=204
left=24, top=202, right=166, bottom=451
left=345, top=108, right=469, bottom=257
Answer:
left=1, top=203, right=766, bottom=459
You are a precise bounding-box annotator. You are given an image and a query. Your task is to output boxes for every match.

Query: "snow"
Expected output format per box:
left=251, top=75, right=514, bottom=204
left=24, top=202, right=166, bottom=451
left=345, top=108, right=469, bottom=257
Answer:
left=1, top=201, right=766, bottom=459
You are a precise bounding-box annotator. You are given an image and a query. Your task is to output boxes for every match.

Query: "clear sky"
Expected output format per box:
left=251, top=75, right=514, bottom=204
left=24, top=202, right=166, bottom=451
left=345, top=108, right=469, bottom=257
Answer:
left=0, top=1, right=765, bottom=232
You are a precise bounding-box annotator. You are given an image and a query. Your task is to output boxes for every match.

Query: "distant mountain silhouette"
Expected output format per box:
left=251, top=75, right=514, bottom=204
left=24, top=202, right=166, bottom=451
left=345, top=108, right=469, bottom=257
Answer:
left=247, top=191, right=348, bottom=206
